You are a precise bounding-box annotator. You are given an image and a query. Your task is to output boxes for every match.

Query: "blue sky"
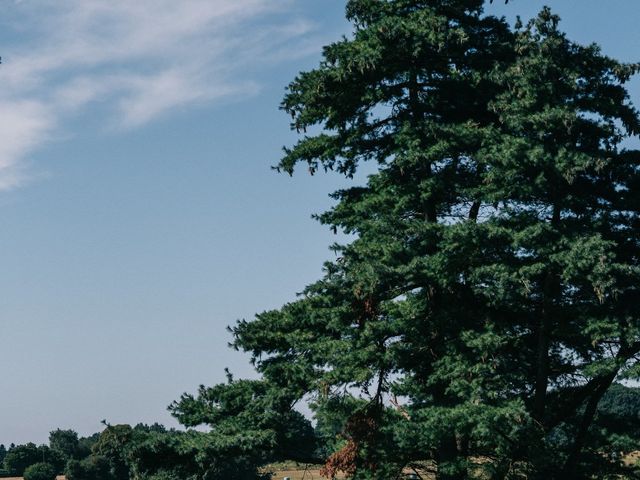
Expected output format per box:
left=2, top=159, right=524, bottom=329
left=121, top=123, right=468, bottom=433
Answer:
left=0, top=1, right=638, bottom=445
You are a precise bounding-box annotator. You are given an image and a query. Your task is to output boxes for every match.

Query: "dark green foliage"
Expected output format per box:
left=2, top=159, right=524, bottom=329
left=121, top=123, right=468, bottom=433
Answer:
left=313, top=395, right=369, bottom=460
left=49, top=429, right=79, bottom=461
left=170, top=374, right=317, bottom=479
left=92, top=425, right=134, bottom=480
left=3, top=443, right=41, bottom=476
left=64, top=459, right=84, bottom=480
left=126, top=429, right=200, bottom=480
left=2, top=443, right=64, bottom=476
left=65, top=455, right=113, bottom=480
left=578, top=384, right=640, bottom=476
left=3, top=443, right=64, bottom=476
left=76, top=433, right=99, bottom=460
left=598, top=384, right=640, bottom=441
left=23, top=462, right=56, bottom=480
left=60, top=423, right=210, bottom=480
left=91, top=424, right=180, bottom=480
left=171, top=1, right=640, bottom=479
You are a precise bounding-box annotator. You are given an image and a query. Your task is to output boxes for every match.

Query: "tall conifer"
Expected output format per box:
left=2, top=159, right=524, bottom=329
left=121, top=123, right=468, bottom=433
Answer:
left=172, top=2, right=640, bottom=478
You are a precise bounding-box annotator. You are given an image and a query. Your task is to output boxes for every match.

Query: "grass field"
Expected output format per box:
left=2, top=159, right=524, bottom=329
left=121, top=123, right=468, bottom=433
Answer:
left=264, top=463, right=431, bottom=480
left=268, top=468, right=325, bottom=480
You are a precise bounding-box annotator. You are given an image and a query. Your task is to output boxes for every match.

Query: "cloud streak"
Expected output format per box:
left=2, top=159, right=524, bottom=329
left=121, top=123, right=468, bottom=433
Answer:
left=0, top=0, right=316, bottom=188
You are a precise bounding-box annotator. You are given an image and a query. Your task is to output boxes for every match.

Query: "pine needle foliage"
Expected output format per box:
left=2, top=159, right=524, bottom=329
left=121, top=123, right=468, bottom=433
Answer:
left=171, top=2, right=640, bottom=479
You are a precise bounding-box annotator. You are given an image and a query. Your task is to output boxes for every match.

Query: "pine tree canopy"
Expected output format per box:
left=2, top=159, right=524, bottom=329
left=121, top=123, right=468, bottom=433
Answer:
left=171, top=2, right=640, bottom=479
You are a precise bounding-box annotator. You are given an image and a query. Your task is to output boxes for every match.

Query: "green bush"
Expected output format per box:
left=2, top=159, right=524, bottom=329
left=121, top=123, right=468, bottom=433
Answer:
left=23, top=462, right=57, bottom=480
left=65, top=456, right=112, bottom=480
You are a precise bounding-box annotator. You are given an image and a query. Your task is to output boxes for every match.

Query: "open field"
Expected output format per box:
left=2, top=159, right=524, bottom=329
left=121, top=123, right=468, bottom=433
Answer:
left=263, top=464, right=333, bottom=480
left=269, top=468, right=327, bottom=480
left=267, top=471, right=428, bottom=480
left=264, top=456, right=640, bottom=479
left=624, top=452, right=640, bottom=466
left=264, top=464, right=431, bottom=480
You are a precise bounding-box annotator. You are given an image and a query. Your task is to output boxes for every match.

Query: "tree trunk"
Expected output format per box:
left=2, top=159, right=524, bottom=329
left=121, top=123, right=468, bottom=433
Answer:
left=435, top=435, right=466, bottom=480
left=561, top=373, right=617, bottom=477
left=533, top=299, right=551, bottom=421
left=533, top=205, right=561, bottom=422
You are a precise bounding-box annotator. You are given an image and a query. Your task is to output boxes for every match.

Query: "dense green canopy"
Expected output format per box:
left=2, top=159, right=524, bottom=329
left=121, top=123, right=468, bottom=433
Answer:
left=172, top=1, right=640, bottom=479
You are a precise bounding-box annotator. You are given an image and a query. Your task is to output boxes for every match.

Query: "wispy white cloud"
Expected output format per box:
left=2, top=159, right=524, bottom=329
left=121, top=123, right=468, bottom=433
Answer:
left=0, top=100, right=52, bottom=189
left=0, top=0, right=318, bottom=188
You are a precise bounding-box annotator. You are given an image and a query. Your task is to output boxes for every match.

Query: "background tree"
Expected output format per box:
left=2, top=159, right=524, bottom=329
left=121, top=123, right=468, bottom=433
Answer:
left=3, top=443, right=41, bottom=476
left=2, top=443, right=64, bottom=476
left=92, top=424, right=139, bottom=480
left=76, top=432, right=100, bottom=460
left=545, top=383, right=640, bottom=477
left=597, top=384, right=640, bottom=448
left=63, top=423, right=207, bottom=480
left=49, top=429, right=80, bottom=462
left=122, top=424, right=206, bottom=480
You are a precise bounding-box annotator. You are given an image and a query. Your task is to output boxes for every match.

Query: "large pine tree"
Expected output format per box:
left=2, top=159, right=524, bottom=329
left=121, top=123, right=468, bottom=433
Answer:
left=171, top=2, right=640, bottom=479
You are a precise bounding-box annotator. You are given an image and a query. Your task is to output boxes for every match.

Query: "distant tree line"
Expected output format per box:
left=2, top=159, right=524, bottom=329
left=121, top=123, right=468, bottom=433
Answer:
left=0, top=424, right=181, bottom=480
left=0, top=384, right=639, bottom=479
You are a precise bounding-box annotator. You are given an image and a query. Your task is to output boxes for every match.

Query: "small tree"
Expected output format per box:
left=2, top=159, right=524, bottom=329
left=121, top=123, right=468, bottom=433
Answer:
left=49, top=429, right=79, bottom=461
left=23, top=462, right=56, bottom=480
left=92, top=425, right=133, bottom=480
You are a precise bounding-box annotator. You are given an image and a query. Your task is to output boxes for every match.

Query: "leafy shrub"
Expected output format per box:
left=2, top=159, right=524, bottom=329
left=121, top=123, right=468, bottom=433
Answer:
left=23, top=462, right=56, bottom=480
left=65, top=455, right=113, bottom=480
